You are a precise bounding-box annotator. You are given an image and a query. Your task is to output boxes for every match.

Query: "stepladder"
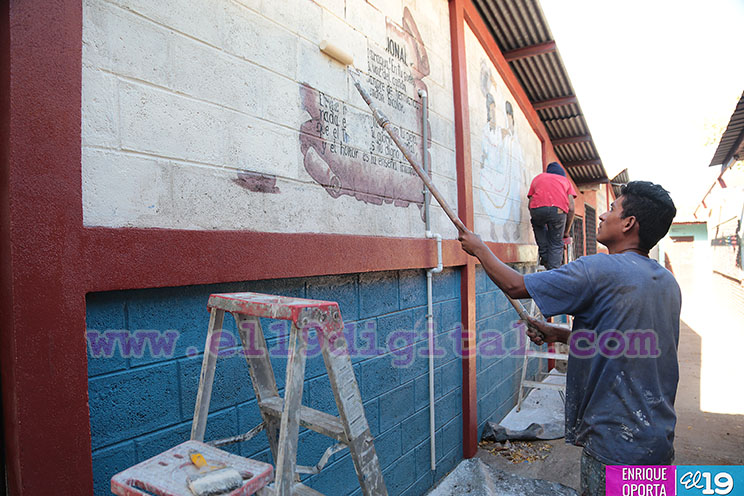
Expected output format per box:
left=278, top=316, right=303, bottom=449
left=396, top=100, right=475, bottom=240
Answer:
left=513, top=198, right=578, bottom=411
left=517, top=242, right=576, bottom=412
left=516, top=299, right=569, bottom=412
left=191, top=292, right=388, bottom=496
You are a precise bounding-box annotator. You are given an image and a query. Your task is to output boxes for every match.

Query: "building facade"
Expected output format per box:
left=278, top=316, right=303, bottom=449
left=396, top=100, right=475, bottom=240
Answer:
left=1, top=1, right=612, bottom=494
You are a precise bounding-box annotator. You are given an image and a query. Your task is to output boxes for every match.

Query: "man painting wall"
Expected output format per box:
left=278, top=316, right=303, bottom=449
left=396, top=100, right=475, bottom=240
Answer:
left=459, top=181, right=680, bottom=496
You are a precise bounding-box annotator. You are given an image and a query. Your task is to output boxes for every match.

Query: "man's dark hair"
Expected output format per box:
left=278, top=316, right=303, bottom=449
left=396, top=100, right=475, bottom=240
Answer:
left=619, top=181, right=676, bottom=251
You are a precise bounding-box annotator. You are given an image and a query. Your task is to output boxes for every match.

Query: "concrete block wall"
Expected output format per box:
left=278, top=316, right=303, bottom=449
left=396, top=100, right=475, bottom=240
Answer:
left=87, top=268, right=465, bottom=495
left=81, top=0, right=460, bottom=240
left=474, top=265, right=544, bottom=436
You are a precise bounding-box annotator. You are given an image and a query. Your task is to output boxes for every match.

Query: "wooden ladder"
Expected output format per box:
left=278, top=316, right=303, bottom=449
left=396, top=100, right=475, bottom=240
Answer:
left=516, top=240, right=576, bottom=412
left=516, top=299, right=570, bottom=411
left=190, top=292, right=388, bottom=496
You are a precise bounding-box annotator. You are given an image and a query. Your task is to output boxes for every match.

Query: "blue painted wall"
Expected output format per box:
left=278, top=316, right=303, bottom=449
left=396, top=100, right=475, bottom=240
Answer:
left=474, top=265, right=543, bottom=437
left=87, top=268, right=470, bottom=496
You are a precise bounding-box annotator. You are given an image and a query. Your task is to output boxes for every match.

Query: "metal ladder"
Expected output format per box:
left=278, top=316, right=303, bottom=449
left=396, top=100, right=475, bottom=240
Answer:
left=191, top=292, right=388, bottom=496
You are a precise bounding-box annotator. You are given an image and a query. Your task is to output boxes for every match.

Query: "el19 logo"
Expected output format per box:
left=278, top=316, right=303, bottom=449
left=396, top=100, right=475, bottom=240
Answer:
left=679, top=470, right=733, bottom=495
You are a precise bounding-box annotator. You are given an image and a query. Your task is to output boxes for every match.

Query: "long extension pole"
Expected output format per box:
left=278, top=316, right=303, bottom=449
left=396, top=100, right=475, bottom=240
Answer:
left=349, top=69, right=532, bottom=322
left=349, top=70, right=468, bottom=234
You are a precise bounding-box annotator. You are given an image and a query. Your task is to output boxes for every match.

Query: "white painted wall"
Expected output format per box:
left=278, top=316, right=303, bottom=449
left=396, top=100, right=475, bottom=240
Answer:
left=82, top=0, right=458, bottom=238
left=597, top=184, right=608, bottom=215
left=463, top=25, right=542, bottom=245
left=706, top=185, right=744, bottom=279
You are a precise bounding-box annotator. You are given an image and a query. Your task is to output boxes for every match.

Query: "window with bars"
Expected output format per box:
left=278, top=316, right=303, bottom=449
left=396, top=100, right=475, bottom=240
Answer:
left=570, top=215, right=584, bottom=260
left=585, top=205, right=597, bottom=255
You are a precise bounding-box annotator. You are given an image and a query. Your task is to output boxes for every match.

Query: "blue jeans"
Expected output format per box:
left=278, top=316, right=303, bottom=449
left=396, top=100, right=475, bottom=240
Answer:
left=529, top=206, right=566, bottom=269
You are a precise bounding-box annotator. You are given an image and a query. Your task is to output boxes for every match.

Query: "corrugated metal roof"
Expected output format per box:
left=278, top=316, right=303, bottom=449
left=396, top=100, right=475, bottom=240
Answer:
left=611, top=168, right=629, bottom=198
left=472, top=0, right=608, bottom=184
left=709, top=91, right=744, bottom=167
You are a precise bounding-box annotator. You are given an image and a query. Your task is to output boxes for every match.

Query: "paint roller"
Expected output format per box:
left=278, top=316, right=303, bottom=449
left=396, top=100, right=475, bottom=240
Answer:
left=186, top=450, right=243, bottom=496
left=318, top=41, right=536, bottom=325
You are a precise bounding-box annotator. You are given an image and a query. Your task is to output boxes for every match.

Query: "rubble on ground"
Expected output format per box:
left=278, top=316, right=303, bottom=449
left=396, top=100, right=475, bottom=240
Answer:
left=479, top=440, right=553, bottom=464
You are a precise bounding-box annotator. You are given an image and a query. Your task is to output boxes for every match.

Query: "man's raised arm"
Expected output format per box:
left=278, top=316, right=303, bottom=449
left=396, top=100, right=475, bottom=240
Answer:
left=458, top=231, right=530, bottom=299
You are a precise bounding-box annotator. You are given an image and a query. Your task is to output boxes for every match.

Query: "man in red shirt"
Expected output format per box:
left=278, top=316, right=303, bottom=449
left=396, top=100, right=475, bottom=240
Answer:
left=527, top=162, right=577, bottom=269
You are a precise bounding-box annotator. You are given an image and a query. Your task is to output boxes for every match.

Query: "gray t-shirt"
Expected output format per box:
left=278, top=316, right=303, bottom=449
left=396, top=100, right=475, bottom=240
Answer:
left=524, top=252, right=681, bottom=464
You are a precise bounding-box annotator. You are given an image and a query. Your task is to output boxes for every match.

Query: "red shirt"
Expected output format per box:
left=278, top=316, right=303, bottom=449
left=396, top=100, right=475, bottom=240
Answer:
left=527, top=173, right=577, bottom=213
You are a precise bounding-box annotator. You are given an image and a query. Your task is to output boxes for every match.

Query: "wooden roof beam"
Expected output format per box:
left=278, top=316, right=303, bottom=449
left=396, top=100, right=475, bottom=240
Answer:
left=503, top=41, right=557, bottom=62
left=575, top=177, right=609, bottom=185
left=564, top=159, right=602, bottom=168
left=533, top=95, right=577, bottom=110
left=552, top=135, right=592, bottom=147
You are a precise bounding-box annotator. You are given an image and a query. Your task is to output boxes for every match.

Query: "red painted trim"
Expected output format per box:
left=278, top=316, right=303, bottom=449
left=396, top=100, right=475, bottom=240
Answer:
left=451, top=6, right=473, bottom=233
left=460, top=262, right=478, bottom=457
left=3, top=2, right=93, bottom=495
left=482, top=242, right=533, bottom=262
left=0, top=3, right=11, bottom=493
left=82, top=228, right=471, bottom=292
left=84, top=227, right=535, bottom=293
left=449, top=0, right=478, bottom=459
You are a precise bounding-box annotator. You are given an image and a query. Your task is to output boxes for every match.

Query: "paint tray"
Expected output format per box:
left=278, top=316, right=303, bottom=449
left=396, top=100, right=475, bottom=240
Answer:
left=111, top=440, right=273, bottom=496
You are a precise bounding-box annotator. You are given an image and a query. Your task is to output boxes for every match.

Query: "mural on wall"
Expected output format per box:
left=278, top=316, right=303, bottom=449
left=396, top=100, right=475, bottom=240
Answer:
left=82, top=0, right=457, bottom=236
left=299, top=8, right=430, bottom=208
left=478, top=61, right=525, bottom=242
left=466, top=23, right=542, bottom=244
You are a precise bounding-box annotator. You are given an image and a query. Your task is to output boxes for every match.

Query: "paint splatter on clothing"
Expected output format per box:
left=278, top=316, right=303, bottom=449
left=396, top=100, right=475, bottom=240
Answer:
left=524, top=253, right=681, bottom=465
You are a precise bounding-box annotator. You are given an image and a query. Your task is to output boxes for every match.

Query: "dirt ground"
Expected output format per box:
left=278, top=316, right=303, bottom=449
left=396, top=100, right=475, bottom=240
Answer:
left=475, top=270, right=744, bottom=491
left=477, top=438, right=582, bottom=491
left=673, top=270, right=744, bottom=465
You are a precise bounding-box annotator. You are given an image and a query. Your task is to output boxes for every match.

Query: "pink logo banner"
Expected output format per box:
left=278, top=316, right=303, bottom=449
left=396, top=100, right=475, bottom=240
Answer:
left=606, top=466, right=676, bottom=496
